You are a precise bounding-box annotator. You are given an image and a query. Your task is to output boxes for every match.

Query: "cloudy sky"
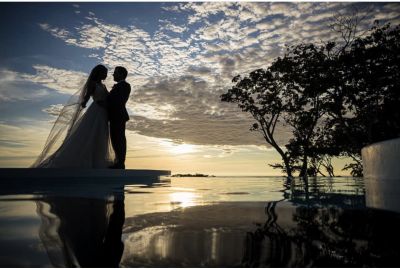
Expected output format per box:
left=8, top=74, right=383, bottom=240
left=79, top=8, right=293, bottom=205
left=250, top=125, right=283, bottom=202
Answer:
left=1, top=2, right=399, bottom=175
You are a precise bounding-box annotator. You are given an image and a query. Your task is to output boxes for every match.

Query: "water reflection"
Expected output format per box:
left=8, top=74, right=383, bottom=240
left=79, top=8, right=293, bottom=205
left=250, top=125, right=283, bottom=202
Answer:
left=118, top=178, right=396, bottom=267
left=120, top=200, right=400, bottom=267
left=121, top=202, right=268, bottom=267
left=244, top=203, right=400, bottom=267
left=36, top=189, right=125, bottom=267
left=169, top=191, right=197, bottom=207
left=1, top=176, right=398, bottom=267
left=285, top=177, right=366, bottom=208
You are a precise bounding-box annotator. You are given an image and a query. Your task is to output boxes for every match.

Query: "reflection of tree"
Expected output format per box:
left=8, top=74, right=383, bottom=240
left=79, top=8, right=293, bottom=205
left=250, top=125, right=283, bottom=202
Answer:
left=242, top=201, right=292, bottom=267
left=289, top=177, right=365, bottom=208
left=36, top=189, right=125, bottom=267
left=281, top=177, right=365, bottom=210
left=290, top=206, right=359, bottom=267
left=291, top=206, right=400, bottom=267
left=242, top=201, right=400, bottom=267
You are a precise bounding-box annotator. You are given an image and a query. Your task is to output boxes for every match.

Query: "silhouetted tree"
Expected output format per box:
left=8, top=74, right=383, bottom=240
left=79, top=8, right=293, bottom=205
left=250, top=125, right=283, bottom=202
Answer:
left=327, top=22, right=400, bottom=176
left=328, top=5, right=371, bottom=56
left=346, top=22, right=400, bottom=140
left=269, top=42, right=345, bottom=178
left=221, top=21, right=400, bottom=177
left=221, top=69, right=293, bottom=178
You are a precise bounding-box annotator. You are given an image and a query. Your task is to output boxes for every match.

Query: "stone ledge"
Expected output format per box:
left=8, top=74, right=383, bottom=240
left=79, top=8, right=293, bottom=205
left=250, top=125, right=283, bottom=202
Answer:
left=0, top=168, right=171, bottom=180
left=0, top=168, right=171, bottom=196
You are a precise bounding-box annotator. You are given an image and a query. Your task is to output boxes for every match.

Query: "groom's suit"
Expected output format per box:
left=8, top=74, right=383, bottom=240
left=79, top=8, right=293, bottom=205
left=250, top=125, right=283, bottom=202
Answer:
left=108, top=80, right=131, bottom=167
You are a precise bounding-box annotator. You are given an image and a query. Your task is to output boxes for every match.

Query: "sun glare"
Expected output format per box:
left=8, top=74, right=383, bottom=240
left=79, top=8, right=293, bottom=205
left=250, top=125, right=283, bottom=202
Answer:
left=158, top=140, right=198, bottom=155
left=170, top=144, right=196, bottom=154
left=170, top=192, right=196, bottom=207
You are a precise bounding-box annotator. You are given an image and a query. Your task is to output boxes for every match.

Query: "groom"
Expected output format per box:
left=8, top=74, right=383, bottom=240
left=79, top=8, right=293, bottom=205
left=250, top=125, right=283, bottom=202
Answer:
left=108, top=66, right=131, bottom=169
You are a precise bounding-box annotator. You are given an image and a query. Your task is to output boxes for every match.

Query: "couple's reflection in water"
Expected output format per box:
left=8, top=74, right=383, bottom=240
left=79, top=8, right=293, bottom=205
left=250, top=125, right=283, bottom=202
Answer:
left=36, top=187, right=125, bottom=267
left=33, top=177, right=400, bottom=267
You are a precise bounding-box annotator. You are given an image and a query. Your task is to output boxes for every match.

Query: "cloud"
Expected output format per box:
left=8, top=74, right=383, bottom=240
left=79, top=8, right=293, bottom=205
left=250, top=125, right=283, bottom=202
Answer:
left=187, top=65, right=213, bottom=76
left=0, top=65, right=88, bottom=103
left=39, top=14, right=199, bottom=85
left=39, top=19, right=106, bottom=49
left=161, top=5, right=181, bottom=12
left=39, top=3, right=398, bottom=88
left=39, top=23, right=80, bottom=46
left=0, top=121, right=52, bottom=167
left=33, top=2, right=400, bottom=148
left=126, top=75, right=292, bottom=147
left=20, top=65, right=87, bottom=95
left=182, top=2, right=238, bottom=25
left=0, top=69, right=49, bottom=102
left=42, top=104, right=64, bottom=117
left=159, top=19, right=188, bottom=33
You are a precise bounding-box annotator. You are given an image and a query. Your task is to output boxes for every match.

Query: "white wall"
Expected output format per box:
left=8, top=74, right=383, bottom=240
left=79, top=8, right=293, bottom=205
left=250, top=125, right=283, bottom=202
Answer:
left=362, top=138, right=400, bottom=212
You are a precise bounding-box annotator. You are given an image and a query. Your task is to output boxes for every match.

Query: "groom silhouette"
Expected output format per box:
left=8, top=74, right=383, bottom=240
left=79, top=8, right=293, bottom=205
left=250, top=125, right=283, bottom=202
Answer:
left=108, top=66, right=131, bottom=169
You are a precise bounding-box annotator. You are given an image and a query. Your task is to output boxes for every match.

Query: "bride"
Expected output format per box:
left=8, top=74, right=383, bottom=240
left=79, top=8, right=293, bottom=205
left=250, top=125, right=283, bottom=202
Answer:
left=32, top=65, right=114, bottom=168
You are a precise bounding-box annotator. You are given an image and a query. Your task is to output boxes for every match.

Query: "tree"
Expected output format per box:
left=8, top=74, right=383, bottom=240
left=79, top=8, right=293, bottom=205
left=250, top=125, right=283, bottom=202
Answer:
left=221, top=21, right=400, bottom=178
left=270, top=43, right=337, bottom=178
left=340, top=22, right=400, bottom=144
left=266, top=22, right=400, bottom=177
left=221, top=69, right=293, bottom=178
left=328, top=5, right=371, bottom=56
left=327, top=22, right=400, bottom=176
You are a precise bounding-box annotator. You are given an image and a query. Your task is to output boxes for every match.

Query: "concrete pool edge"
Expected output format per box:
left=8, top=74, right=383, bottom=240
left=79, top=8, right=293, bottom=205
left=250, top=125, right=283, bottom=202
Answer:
left=0, top=168, right=171, bottom=179
left=0, top=168, right=171, bottom=196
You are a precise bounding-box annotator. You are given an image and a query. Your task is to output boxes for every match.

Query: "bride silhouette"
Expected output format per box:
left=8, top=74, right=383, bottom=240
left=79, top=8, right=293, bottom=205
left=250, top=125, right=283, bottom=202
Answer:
left=32, top=65, right=114, bottom=168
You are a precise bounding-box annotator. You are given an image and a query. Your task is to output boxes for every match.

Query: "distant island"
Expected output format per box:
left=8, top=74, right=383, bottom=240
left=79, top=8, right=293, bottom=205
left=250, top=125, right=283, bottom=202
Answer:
left=171, top=173, right=216, bottom=177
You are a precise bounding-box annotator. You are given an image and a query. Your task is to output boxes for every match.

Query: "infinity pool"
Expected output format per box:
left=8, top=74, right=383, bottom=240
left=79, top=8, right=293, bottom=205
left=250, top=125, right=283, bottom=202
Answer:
left=1, top=176, right=399, bottom=267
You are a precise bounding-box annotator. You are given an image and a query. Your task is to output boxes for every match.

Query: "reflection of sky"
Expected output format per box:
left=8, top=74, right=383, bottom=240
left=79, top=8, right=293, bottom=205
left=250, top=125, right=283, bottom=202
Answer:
left=123, top=176, right=365, bottom=217
left=0, top=199, right=53, bottom=267
left=1, top=3, right=399, bottom=174
left=0, top=176, right=367, bottom=266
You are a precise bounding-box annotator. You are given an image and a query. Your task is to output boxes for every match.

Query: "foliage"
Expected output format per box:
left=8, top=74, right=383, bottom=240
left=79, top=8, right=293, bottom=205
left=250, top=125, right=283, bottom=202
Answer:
left=337, top=22, right=400, bottom=146
left=221, top=21, right=400, bottom=177
left=270, top=43, right=336, bottom=177
left=327, top=22, right=400, bottom=176
left=221, top=68, right=293, bottom=178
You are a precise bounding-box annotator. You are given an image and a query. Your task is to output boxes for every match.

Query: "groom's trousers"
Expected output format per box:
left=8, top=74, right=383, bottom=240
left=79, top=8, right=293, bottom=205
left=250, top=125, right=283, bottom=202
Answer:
left=110, top=120, right=127, bottom=165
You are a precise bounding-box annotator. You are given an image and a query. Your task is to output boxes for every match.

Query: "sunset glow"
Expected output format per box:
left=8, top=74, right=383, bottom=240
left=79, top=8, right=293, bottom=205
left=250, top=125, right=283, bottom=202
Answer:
left=1, top=2, right=399, bottom=175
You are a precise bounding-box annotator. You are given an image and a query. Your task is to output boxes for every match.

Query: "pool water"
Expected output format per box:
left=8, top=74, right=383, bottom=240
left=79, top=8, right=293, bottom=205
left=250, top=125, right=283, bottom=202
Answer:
left=1, top=176, right=399, bottom=267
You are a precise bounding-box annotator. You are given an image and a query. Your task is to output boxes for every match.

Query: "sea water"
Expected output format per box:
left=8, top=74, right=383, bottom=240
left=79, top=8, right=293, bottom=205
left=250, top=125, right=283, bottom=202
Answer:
left=0, top=176, right=399, bottom=267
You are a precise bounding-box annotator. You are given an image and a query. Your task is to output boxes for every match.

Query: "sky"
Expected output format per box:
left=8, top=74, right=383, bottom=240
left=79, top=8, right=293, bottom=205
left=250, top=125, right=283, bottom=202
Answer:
left=0, top=2, right=399, bottom=175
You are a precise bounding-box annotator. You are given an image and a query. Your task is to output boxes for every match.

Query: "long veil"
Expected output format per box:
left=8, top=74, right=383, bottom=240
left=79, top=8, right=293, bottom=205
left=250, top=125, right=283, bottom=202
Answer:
left=31, top=78, right=90, bottom=168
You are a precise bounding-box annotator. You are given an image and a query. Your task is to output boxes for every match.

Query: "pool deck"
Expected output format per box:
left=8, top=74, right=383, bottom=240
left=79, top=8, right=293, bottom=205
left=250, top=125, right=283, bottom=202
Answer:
left=0, top=168, right=170, bottom=179
left=0, top=168, right=171, bottom=196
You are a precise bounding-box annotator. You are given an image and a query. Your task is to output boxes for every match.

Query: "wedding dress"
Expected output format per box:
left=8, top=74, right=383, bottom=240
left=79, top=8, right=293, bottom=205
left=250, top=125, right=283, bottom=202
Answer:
left=33, top=83, right=114, bottom=168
